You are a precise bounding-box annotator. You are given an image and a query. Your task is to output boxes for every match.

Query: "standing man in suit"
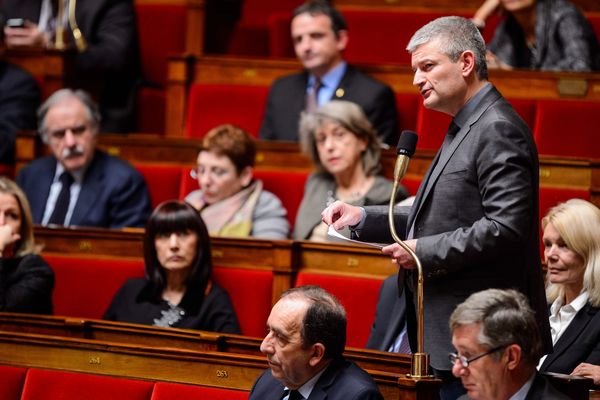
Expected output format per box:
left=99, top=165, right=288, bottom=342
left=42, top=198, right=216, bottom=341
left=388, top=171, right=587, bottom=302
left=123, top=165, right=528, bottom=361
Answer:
left=2, top=0, right=141, bottom=132
left=450, top=289, right=569, bottom=400
left=250, top=285, right=383, bottom=400
left=259, top=0, right=398, bottom=146
left=322, top=16, right=550, bottom=399
left=16, top=88, right=151, bottom=228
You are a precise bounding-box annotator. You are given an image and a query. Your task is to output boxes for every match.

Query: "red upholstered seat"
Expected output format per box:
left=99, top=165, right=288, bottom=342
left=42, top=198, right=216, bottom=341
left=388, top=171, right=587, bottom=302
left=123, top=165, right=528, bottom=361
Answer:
left=135, top=163, right=183, bottom=208
left=0, top=365, right=27, bottom=400
left=588, top=14, right=600, bottom=43
left=228, top=0, right=303, bottom=56
left=508, top=98, right=537, bottom=132
left=415, top=102, right=452, bottom=150
left=254, top=169, right=308, bottom=226
left=534, top=99, right=600, bottom=159
left=294, top=272, right=382, bottom=348
left=212, top=266, right=273, bottom=338
left=44, top=255, right=145, bottom=319
left=401, top=176, right=422, bottom=197
left=396, top=93, right=420, bottom=133
left=151, top=381, right=248, bottom=400
left=21, top=369, right=154, bottom=400
left=135, top=3, right=187, bottom=132
left=539, top=187, right=591, bottom=222
left=184, top=84, right=269, bottom=138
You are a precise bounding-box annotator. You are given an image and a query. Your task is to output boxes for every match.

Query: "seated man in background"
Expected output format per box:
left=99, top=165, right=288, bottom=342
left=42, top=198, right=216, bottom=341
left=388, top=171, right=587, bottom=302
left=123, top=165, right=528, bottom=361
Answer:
left=250, top=285, right=383, bottom=400
left=1, top=0, right=141, bottom=132
left=259, top=0, right=398, bottom=146
left=0, top=60, right=39, bottom=165
left=16, top=88, right=151, bottom=228
left=450, top=288, right=569, bottom=400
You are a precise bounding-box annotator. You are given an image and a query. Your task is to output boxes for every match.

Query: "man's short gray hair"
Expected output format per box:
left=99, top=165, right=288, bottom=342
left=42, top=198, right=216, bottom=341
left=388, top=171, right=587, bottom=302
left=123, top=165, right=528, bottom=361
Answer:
left=449, top=288, right=543, bottom=367
left=407, top=16, right=488, bottom=81
left=37, top=88, right=101, bottom=143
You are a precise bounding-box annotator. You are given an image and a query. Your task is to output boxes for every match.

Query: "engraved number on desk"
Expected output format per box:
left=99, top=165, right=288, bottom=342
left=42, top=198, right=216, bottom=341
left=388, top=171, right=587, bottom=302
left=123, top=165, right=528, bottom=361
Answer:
left=216, top=370, right=229, bottom=378
left=347, top=257, right=359, bottom=267
left=89, top=356, right=101, bottom=365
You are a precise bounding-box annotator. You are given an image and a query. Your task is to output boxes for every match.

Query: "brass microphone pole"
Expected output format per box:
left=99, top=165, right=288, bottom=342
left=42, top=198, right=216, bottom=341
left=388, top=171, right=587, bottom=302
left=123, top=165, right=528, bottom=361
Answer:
left=387, top=131, right=430, bottom=377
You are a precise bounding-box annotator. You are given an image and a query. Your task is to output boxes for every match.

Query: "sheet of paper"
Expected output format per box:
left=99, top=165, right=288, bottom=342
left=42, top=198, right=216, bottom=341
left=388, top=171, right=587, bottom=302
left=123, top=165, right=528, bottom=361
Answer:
left=327, top=225, right=387, bottom=249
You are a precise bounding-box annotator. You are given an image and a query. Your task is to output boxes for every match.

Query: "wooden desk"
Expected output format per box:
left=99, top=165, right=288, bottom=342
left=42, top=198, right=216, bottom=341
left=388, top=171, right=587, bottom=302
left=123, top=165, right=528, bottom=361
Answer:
left=3, top=49, right=67, bottom=100
left=0, top=327, right=442, bottom=399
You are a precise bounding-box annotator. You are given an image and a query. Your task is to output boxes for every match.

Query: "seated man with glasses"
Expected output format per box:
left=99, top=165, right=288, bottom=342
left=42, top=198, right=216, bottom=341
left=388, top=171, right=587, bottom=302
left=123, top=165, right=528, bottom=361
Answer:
left=449, top=288, right=569, bottom=400
left=16, top=88, right=151, bottom=228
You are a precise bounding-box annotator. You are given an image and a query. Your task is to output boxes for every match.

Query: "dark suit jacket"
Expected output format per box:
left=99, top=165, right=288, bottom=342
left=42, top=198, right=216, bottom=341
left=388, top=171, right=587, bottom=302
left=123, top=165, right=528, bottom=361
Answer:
left=366, top=274, right=407, bottom=352
left=2, top=0, right=141, bottom=132
left=259, top=65, right=399, bottom=146
left=16, top=150, right=151, bottom=228
left=0, top=61, right=39, bottom=164
left=457, top=372, right=570, bottom=400
left=358, top=86, right=550, bottom=369
left=540, top=303, right=600, bottom=374
left=249, top=358, right=383, bottom=400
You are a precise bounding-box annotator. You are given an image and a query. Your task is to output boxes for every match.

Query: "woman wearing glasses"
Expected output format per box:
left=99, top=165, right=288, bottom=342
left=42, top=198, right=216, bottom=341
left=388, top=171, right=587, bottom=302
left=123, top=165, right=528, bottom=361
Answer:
left=185, top=124, right=289, bottom=239
left=537, top=199, right=600, bottom=375
left=294, top=100, right=408, bottom=241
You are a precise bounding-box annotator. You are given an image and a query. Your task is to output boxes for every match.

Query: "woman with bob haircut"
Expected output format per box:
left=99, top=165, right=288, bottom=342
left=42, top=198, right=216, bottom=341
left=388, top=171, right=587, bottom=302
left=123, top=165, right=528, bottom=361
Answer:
left=104, top=200, right=240, bottom=333
left=185, top=124, right=289, bottom=239
left=0, top=177, right=54, bottom=314
left=294, top=100, right=408, bottom=241
left=537, top=199, right=600, bottom=375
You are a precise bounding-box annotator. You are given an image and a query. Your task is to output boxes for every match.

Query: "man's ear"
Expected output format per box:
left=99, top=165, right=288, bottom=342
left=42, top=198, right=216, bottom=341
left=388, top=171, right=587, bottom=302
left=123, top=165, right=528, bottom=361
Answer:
left=239, top=166, right=253, bottom=187
left=308, top=343, right=326, bottom=367
left=505, top=344, right=522, bottom=370
left=460, top=50, right=476, bottom=77
left=336, top=30, right=348, bottom=52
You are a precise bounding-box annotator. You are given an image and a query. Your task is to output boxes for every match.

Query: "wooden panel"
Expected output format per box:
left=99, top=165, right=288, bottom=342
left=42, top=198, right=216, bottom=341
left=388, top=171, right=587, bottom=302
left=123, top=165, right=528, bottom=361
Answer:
left=0, top=329, right=441, bottom=399
left=4, top=49, right=66, bottom=100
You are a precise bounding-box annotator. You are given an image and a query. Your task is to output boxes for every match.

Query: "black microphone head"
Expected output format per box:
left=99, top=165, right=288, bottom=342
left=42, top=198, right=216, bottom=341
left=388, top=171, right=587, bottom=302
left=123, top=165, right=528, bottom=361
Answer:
left=396, top=130, right=418, bottom=157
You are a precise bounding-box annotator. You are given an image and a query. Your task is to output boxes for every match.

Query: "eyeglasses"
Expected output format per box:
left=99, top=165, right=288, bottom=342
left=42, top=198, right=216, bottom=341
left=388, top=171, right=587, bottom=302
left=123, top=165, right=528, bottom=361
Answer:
left=449, top=345, right=507, bottom=368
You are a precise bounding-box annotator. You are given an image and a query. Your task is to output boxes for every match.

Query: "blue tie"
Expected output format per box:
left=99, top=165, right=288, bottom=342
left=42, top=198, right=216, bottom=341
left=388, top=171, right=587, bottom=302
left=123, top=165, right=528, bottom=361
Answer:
left=48, top=172, right=74, bottom=225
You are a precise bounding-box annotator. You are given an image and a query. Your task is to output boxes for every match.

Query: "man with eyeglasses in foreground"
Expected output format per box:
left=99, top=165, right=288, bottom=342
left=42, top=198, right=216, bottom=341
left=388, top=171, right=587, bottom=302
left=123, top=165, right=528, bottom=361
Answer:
left=449, top=288, right=569, bottom=400
left=17, top=88, right=151, bottom=228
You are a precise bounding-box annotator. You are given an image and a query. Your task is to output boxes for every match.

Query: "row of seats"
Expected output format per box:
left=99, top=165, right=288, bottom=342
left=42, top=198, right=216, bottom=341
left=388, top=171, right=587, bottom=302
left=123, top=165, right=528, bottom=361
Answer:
left=134, top=162, right=590, bottom=229
left=42, top=252, right=382, bottom=348
left=183, top=83, right=600, bottom=159
left=0, top=365, right=247, bottom=400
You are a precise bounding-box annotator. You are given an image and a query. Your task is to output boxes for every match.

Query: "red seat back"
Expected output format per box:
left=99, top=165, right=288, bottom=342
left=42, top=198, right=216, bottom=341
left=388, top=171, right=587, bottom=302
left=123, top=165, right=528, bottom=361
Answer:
left=212, top=266, right=274, bottom=338
left=294, top=272, right=382, bottom=348
left=135, top=3, right=186, bottom=133
left=136, top=163, right=183, bottom=208
left=534, top=99, right=600, bottom=158
left=21, top=369, right=154, bottom=400
left=151, top=381, right=248, bottom=400
left=185, top=84, right=269, bottom=138
left=0, top=365, right=27, bottom=400
left=415, top=102, right=452, bottom=150
left=254, top=169, right=308, bottom=226
left=396, top=93, right=420, bottom=133
left=44, top=255, right=145, bottom=319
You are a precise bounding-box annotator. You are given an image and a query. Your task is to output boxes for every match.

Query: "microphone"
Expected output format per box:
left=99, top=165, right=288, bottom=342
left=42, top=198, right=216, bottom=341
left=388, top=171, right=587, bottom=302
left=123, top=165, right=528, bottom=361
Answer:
left=393, top=130, right=418, bottom=183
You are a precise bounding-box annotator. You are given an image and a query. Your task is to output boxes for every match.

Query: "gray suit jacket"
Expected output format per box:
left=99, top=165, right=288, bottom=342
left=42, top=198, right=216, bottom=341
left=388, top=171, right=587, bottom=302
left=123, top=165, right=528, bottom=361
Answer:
left=358, top=86, right=550, bottom=369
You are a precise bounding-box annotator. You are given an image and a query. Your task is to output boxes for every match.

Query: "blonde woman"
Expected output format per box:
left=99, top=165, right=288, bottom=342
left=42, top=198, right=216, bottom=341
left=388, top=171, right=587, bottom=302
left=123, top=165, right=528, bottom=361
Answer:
left=0, top=177, right=53, bottom=314
left=538, top=199, right=600, bottom=374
